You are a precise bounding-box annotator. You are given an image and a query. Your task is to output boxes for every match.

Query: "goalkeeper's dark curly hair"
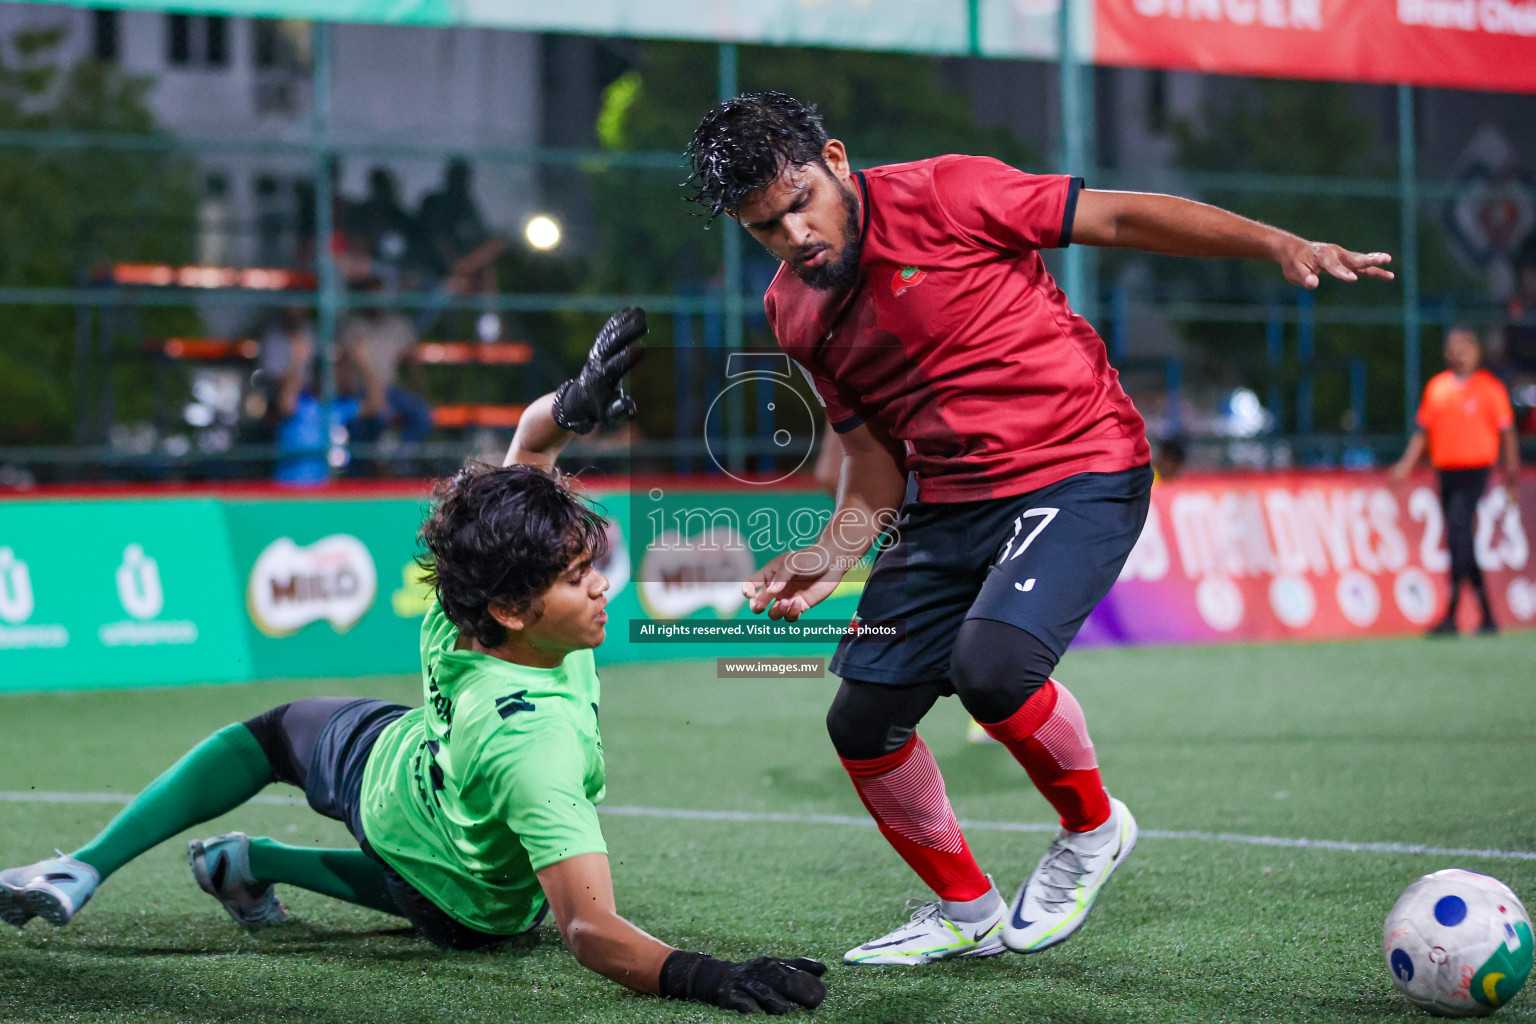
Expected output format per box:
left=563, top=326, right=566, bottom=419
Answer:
left=685, top=91, right=828, bottom=223
left=418, top=462, right=609, bottom=648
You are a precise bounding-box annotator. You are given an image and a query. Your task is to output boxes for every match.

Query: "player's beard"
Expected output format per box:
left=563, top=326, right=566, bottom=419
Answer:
left=791, top=180, right=863, bottom=293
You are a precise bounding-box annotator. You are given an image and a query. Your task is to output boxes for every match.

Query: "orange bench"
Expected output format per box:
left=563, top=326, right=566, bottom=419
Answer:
left=430, top=404, right=526, bottom=429
left=152, top=337, right=261, bottom=360
left=416, top=342, right=534, bottom=365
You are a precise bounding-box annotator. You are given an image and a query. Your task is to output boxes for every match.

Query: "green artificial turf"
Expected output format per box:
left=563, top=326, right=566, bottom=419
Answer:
left=1, top=634, right=1533, bottom=1023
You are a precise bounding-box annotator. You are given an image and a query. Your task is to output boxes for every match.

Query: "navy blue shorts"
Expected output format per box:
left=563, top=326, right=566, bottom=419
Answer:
left=829, top=464, right=1153, bottom=687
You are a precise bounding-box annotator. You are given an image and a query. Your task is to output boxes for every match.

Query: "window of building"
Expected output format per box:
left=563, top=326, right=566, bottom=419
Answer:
left=91, top=9, right=119, bottom=62
left=252, top=19, right=312, bottom=71
left=166, top=14, right=233, bottom=69
left=205, top=16, right=228, bottom=67
left=167, top=13, right=191, bottom=65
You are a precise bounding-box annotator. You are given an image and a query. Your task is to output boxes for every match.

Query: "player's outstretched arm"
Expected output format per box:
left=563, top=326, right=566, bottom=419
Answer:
left=536, top=853, right=828, bottom=1013
left=1072, top=189, right=1394, bottom=290
left=504, top=307, right=647, bottom=468
left=744, top=419, right=906, bottom=621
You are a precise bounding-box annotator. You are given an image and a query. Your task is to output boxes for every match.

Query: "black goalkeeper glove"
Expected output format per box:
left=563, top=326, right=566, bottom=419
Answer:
left=551, top=306, right=647, bottom=435
left=659, top=951, right=828, bottom=1015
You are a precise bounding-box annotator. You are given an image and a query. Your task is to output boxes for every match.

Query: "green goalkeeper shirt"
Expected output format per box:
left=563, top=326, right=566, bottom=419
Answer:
left=359, top=602, right=607, bottom=934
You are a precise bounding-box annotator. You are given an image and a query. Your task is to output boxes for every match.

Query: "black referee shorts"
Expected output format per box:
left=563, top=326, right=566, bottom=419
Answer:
left=829, top=464, right=1153, bottom=687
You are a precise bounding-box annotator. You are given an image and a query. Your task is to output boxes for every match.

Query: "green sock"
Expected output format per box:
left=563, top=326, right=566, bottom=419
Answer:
left=246, top=838, right=402, bottom=917
left=72, top=723, right=272, bottom=880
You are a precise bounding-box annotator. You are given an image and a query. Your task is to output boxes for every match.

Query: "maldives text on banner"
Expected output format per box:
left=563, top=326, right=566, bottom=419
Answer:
left=1079, top=471, right=1533, bottom=645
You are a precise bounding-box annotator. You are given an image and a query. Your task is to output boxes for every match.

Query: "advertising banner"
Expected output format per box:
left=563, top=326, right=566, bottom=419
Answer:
left=1095, top=0, right=1536, bottom=94
left=1078, top=471, right=1534, bottom=646
left=2, top=472, right=1529, bottom=692
left=222, top=497, right=432, bottom=680
left=0, top=500, right=249, bottom=692
left=579, top=487, right=863, bottom=667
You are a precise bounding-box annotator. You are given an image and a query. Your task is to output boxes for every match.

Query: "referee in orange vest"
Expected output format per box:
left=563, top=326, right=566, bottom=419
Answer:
left=1391, top=324, right=1521, bottom=636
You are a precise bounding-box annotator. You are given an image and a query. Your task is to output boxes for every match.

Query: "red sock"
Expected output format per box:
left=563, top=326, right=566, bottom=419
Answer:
left=981, top=679, right=1110, bottom=832
left=840, top=734, right=991, bottom=902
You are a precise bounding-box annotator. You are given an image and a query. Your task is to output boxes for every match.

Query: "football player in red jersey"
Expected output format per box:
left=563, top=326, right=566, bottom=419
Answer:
left=687, top=92, right=1393, bottom=965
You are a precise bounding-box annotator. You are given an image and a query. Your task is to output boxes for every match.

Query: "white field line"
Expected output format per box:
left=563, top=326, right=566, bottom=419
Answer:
left=4, top=791, right=1533, bottom=862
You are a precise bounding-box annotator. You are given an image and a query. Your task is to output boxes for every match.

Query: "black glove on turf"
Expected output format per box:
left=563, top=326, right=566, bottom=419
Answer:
left=551, top=306, right=647, bottom=434
left=659, top=951, right=828, bottom=1015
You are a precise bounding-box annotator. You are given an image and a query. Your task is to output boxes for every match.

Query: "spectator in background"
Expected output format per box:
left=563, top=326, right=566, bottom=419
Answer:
left=346, top=167, right=424, bottom=290
left=296, top=157, right=373, bottom=283
left=1391, top=325, right=1521, bottom=637
left=341, top=286, right=434, bottom=463
left=256, top=307, right=315, bottom=424
left=419, top=158, right=505, bottom=294
left=255, top=307, right=360, bottom=486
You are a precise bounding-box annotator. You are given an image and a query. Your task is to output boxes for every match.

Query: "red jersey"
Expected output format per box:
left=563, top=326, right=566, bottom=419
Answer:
left=765, top=155, right=1148, bottom=502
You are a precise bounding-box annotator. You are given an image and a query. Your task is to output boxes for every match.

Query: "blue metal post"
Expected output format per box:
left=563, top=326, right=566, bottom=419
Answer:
left=1110, top=286, right=1128, bottom=361
left=1165, top=357, right=1183, bottom=434
left=1057, top=0, right=1092, bottom=320
left=1266, top=304, right=1285, bottom=430
left=1349, top=357, right=1367, bottom=434
left=312, top=20, right=340, bottom=472
left=1399, top=83, right=1421, bottom=433
left=719, top=42, right=745, bottom=472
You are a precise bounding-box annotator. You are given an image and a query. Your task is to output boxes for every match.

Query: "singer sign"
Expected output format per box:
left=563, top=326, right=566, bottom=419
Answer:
left=1096, top=0, right=1536, bottom=93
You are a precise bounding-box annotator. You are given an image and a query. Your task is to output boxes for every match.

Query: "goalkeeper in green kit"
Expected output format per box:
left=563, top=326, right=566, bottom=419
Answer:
left=0, top=309, right=827, bottom=1015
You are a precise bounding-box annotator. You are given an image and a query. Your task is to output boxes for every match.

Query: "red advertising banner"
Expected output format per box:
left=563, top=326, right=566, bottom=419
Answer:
left=1094, top=0, right=1536, bottom=94
left=1078, top=470, right=1534, bottom=646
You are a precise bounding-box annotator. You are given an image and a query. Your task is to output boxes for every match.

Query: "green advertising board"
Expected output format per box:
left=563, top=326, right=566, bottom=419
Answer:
left=223, top=497, right=433, bottom=681
left=0, top=500, right=249, bottom=692
left=587, top=487, right=862, bottom=668
left=0, top=485, right=863, bottom=692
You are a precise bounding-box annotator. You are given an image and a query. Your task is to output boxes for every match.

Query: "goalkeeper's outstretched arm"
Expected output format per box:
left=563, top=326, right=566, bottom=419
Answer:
left=536, top=853, right=827, bottom=1014
left=503, top=307, right=648, bottom=469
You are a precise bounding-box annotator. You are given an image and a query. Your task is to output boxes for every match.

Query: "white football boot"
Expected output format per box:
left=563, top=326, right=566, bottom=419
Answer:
left=188, top=832, right=289, bottom=928
left=844, top=884, right=1007, bottom=965
left=0, top=853, right=100, bottom=927
left=1003, top=795, right=1138, bottom=953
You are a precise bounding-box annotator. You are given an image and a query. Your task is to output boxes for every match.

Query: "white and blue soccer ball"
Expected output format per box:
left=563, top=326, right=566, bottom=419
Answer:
left=1383, top=869, right=1533, bottom=1017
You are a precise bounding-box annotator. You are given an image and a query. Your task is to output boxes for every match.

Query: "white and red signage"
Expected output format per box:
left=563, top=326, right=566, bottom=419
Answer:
left=1096, top=0, right=1536, bottom=93
left=1079, top=470, right=1534, bottom=645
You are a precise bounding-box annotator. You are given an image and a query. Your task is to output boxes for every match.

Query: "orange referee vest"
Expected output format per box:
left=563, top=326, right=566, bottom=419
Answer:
left=1415, top=369, right=1513, bottom=470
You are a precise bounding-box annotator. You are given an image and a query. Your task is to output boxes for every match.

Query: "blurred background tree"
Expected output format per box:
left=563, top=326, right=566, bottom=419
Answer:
left=0, top=23, right=198, bottom=444
left=576, top=41, right=1040, bottom=439
left=1102, top=80, right=1417, bottom=432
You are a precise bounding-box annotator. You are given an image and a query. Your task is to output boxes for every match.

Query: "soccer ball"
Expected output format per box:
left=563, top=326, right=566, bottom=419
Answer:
left=1383, top=869, right=1533, bottom=1017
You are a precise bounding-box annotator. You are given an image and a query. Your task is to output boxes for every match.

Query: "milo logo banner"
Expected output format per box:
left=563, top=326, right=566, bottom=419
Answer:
left=1078, top=471, right=1534, bottom=646
left=223, top=498, right=431, bottom=679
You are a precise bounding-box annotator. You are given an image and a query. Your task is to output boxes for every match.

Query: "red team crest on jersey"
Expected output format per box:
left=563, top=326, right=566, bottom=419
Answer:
left=892, top=266, right=927, bottom=296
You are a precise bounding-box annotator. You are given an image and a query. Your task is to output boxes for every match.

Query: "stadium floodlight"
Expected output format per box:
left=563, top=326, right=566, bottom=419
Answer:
left=525, top=215, right=561, bottom=251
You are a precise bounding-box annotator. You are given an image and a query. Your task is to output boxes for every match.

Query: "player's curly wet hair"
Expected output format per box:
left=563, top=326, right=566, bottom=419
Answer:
left=418, top=462, right=609, bottom=648
left=685, top=91, right=829, bottom=223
